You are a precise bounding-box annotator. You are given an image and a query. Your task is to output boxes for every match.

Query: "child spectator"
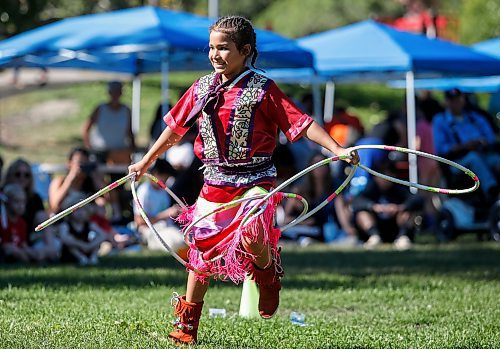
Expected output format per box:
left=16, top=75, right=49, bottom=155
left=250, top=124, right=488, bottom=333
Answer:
left=58, top=192, right=107, bottom=266
left=3, top=160, right=60, bottom=262
left=1, top=184, right=43, bottom=263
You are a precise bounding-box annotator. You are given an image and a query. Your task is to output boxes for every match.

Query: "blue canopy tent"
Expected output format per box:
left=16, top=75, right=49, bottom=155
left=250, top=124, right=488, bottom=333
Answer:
left=388, top=37, right=500, bottom=92
left=0, top=6, right=313, bottom=72
left=0, top=6, right=314, bottom=132
left=269, top=20, right=500, bottom=188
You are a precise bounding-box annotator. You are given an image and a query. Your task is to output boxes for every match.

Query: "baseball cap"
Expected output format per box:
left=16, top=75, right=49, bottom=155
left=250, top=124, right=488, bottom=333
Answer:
left=444, top=88, right=463, bottom=99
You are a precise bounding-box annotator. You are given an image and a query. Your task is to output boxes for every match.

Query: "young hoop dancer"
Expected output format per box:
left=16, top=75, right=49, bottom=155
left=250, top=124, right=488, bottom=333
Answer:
left=129, top=16, right=358, bottom=345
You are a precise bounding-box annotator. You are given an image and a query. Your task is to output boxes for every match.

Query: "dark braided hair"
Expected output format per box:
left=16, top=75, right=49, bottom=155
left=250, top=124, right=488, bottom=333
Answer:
left=209, top=16, right=260, bottom=70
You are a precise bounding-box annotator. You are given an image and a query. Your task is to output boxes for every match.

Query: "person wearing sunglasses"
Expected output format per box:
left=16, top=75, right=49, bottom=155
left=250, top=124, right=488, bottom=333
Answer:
left=2, top=159, right=60, bottom=262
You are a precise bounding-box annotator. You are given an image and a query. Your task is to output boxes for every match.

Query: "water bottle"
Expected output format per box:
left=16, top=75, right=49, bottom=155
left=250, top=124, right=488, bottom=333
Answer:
left=290, top=311, right=306, bottom=326
left=209, top=308, right=226, bottom=318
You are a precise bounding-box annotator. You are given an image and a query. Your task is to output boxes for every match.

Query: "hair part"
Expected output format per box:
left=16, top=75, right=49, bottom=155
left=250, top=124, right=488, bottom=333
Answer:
left=209, top=16, right=260, bottom=71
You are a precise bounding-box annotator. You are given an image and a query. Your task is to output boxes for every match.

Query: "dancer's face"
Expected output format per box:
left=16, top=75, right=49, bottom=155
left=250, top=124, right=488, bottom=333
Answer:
left=209, top=31, right=250, bottom=82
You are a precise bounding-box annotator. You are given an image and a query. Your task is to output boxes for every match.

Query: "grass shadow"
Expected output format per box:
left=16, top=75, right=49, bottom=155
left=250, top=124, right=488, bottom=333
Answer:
left=0, top=244, right=498, bottom=290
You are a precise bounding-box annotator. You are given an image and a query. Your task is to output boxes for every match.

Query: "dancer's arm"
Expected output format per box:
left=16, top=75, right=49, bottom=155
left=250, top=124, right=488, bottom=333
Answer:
left=128, top=126, right=183, bottom=179
left=303, top=121, right=359, bottom=164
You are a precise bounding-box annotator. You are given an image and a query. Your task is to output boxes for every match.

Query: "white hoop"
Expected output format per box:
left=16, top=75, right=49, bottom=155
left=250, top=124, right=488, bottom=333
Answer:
left=351, top=145, right=480, bottom=194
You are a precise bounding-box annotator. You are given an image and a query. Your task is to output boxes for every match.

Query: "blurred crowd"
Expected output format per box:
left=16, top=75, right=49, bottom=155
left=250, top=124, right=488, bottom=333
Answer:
left=1, top=82, right=499, bottom=266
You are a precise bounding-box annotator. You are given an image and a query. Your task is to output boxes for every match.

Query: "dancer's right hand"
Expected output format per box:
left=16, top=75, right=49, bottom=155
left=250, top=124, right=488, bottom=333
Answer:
left=128, top=159, right=150, bottom=180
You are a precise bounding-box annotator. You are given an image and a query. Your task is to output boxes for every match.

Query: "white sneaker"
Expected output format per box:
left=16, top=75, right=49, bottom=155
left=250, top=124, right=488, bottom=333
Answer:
left=394, top=235, right=413, bottom=251
left=363, top=234, right=381, bottom=249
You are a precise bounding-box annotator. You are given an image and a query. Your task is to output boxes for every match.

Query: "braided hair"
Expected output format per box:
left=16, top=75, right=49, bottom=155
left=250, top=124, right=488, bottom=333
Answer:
left=209, top=16, right=260, bottom=70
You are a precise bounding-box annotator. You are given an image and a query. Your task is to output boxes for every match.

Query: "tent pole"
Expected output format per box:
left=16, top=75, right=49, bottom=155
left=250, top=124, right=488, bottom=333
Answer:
left=323, top=80, right=335, bottom=123
left=160, top=48, right=170, bottom=159
left=131, top=75, right=141, bottom=135
left=208, top=0, right=219, bottom=19
left=406, top=70, right=418, bottom=194
left=312, top=79, right=322, bottom=123
left=161, top=48, right=170, bottom=118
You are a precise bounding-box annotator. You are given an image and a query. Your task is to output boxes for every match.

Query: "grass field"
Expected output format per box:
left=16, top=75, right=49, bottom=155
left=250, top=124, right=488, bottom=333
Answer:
left=1, top=242, right=499, bottom=348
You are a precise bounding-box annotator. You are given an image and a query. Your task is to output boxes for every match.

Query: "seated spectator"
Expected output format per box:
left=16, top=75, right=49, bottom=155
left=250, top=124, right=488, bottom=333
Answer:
left=352, top=160, right=424, bottom=250
left=165, top=125, right=197, bottom=172
left=0, top=183, right=44, bottom=263
left=465, top=92, right=499, bottom=133
left=3, top=159, right=60, bottom=261
left=0, top=155, right=3, bottom=180
left=133, top=159, right=187, bottom=259
left=3, top=159, right=44, bottom=232
left=417, top=90, right=443, bottom=123
left=48, top=147, right=104, bottom=214
left=324, top=105, right=365, bottom=147
left=150, top=102, right=172, bottom=145
left=58, top=192, right=107, bottom=266
left=282, top=153, right=341, bottom=243
left=348, top=120, right=399, bottom=196
left=432, top=88, right=499, bottom=202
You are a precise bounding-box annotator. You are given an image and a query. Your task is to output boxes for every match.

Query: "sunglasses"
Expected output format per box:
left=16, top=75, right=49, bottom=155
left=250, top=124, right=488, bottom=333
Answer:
left=14, top=171, right=31, bottom=179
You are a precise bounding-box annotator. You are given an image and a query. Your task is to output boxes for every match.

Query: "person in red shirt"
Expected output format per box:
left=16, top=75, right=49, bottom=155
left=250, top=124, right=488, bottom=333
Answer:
left=129, top=16, right=359, bottom=345
left=324, top=106, right=365, bottom=147
left=0, top=183, right=42, bottom=263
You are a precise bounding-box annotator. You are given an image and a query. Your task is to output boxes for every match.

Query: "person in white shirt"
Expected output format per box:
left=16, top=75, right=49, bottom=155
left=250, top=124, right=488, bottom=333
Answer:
left=133, top=159, right=187, bottom=257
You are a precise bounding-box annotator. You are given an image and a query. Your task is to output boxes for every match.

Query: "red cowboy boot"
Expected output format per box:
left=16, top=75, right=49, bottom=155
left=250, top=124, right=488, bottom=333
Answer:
left=251, top=254, right=284, bottom=319
left=169, top=293, right=204, bottom=345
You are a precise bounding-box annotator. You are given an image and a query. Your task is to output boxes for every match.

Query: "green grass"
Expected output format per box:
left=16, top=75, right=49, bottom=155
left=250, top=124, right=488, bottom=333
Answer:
left=1, top=242, right=499, bottom=348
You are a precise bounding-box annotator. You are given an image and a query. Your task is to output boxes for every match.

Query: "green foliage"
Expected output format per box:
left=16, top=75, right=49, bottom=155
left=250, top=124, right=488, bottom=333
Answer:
left=253, top=0, right=403, bottom=37
left=0, top=243, right=499, bottom=348
left=458, top=0, right=500, bottom=44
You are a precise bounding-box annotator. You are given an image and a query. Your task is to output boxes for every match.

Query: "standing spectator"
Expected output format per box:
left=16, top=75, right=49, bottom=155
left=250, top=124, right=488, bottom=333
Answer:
left=83, top=81, right=136, bottom=164
left=352, top=160, right=424, bottom=250
left=83, top=81, right=135, bottom=220
left=0, top=184, right=43, bottom=263
left=432, top=88, right=499, bottom=202
left=58, top=192, right=107, bottom=266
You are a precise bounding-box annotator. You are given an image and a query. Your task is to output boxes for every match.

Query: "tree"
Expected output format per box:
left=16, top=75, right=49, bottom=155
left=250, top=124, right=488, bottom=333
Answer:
left=458, top=0, right=500, bottom=44
left=253, top=0, right=403, bottom=37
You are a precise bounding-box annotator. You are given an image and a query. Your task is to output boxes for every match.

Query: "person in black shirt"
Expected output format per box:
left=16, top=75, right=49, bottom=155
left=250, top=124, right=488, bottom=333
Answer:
left=352, top=160, right=424, bottom=250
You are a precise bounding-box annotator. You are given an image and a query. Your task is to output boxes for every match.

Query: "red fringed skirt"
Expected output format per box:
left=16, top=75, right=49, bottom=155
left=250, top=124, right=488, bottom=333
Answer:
left=177, top=185, right=283, bottom=284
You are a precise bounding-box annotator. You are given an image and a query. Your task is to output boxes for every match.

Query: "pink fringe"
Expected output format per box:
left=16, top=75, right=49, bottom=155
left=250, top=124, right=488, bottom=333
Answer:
left=179, top=192, right=284, bottom=284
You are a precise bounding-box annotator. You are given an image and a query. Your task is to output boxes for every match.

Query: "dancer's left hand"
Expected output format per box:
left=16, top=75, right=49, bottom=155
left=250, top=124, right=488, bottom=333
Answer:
left=337, top=147, right=359, bottom=165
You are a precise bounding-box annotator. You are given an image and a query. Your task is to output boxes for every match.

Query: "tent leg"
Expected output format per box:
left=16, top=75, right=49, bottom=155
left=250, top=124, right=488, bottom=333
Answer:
left=312, top=80, right=322, bottom=123
left=323, top=80, right=335, bottom=123
left=406, top=70, right=418, bottom=194
left=131, top=76, right=141, bottom=135
left=161, top=49, right=170, bottom=117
